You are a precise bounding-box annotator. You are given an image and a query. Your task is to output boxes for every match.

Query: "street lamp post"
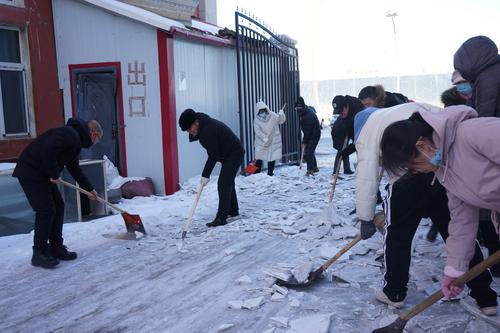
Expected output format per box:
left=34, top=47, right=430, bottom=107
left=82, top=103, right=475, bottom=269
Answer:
left=386, top=10, right=400, bottom=92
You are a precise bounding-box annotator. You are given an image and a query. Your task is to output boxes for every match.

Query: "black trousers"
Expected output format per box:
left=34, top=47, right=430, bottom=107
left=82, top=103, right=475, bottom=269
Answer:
left=304, top=139, right=319, bottom=171
left=383, top=172, right=497, bottom=307
left=18, top=178, right=65, bottom=251
left=216, top=152, right=243, bottom=220
left=479, top=218, right=500, bottom=255
left=254, top=160, right=276, bottom=175
left=333, top=152, right=352, bottom=173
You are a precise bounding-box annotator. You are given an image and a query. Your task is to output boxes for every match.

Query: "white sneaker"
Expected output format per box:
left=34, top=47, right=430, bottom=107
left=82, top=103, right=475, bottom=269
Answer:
left=481, top=306, right=497, bottom=316
left=374, top=289, right=405, bottom=308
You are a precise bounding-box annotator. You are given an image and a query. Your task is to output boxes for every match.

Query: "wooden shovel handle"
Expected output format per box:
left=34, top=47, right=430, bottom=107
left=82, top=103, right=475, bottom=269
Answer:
left=299, top=144, right=306, bottom=169
left=59, top=179, right=126, bottom=214
left=329, top=137, right=349, bottom=203
left=401, top=249, right=500, bottom=321
left=320, top=234, right=362, bottom=271
left=182, top=183, right=205, bottom=234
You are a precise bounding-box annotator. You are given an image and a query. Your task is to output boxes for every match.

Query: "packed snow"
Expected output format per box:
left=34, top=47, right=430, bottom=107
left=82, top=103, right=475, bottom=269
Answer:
left=0, top=129, right=498, bottom=333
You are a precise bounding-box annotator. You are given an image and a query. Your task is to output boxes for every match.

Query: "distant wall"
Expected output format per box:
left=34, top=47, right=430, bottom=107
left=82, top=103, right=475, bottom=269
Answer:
left=301, top=73, right=452, bottom=122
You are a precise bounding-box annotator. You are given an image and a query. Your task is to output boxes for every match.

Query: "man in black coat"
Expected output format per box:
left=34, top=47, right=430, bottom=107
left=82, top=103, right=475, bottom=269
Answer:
left=331, top=95, right=365, bottom=172
left=454, top=35, right=500, bottom=117
left=179, top=109, right=245, bottom=227
left=13, top=118, right=102, bottom=268
left=295, top=97, right=321, bottom=175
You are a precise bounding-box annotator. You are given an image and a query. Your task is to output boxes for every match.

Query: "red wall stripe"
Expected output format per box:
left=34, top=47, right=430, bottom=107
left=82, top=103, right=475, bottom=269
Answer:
left=157, top=30, right=180, bottom=194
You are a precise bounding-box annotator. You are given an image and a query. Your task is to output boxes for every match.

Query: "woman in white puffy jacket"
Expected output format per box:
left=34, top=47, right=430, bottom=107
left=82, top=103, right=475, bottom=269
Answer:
left=254, top=100, right=286, bottom=176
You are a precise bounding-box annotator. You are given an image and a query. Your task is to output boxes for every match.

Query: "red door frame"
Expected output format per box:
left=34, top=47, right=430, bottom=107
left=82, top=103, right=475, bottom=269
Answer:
left=158, top=30, right=180, bottom=194
left=68, top=62, right=128, bottom=176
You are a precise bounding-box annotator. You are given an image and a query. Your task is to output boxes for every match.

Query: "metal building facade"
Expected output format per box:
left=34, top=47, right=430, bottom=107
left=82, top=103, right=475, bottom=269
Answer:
left=173, top=38, right=239, bottom=183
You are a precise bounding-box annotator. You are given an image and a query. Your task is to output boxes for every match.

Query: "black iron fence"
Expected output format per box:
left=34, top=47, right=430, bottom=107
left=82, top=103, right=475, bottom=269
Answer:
left=235, top=11, right=301, bottom=166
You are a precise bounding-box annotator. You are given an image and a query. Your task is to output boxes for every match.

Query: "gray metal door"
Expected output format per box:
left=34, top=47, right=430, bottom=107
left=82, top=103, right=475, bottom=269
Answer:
left=71, top=69, right=124, bottom=173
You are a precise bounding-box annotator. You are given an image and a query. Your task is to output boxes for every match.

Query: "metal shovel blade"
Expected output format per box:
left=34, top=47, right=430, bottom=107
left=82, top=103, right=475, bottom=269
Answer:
left=275, top=267, right=325, bottom=288
left=122, top=212, right=147, bottom=234
left=371, top=317, right=407, bottom=333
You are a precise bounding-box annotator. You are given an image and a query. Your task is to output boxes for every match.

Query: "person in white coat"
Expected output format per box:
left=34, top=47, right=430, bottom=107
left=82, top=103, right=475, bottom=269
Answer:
left=254, top=100, right=286, bottom=176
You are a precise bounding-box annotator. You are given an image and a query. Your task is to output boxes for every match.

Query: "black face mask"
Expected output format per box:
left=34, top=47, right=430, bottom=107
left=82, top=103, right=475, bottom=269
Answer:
left=189, top=133, right=199, bottom=142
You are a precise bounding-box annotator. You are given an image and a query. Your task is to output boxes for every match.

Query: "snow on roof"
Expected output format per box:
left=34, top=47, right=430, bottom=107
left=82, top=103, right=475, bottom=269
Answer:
left=82, top=0, right=185, bottom=31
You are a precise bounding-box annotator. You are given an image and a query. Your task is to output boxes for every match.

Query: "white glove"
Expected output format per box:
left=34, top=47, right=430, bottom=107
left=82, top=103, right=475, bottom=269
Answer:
left=200, top=177, right=209, bottom=186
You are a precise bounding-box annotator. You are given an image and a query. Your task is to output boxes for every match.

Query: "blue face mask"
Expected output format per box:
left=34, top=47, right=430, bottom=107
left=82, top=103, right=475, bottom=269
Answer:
left=429, top=148, right=443, bottom=166
left=456, top=82, right=472, bottom=95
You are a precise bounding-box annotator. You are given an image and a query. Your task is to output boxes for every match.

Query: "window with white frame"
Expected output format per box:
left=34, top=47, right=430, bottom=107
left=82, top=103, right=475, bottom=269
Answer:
left=0, top=27, right=30, bottom=137
left=0, top=1, right=25, bottom=8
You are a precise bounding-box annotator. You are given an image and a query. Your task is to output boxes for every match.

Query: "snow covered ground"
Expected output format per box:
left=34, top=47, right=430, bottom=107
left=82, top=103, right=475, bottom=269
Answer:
left=1, top=129, right=498, bottom=333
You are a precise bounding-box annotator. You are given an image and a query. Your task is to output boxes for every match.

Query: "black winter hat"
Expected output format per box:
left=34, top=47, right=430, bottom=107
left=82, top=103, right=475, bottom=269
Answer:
left=295, top=97, right=306, bottom=108
left=179, top=108, right=196, bottom=131
left=332, top=95, right=347, bottom=114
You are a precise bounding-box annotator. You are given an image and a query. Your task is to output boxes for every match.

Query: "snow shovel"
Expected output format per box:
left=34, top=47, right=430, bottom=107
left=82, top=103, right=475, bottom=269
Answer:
left=329, top=137, right=348, bottom=204
left=59, top=179, right=146, bottom=234
left=277, top=212, right=385, bottom=288
left=181, top=183, right=206, bottom=240
left=372, top=249, right=500, bottom=333
left=299, top=143, right=305, bottom=169
left=324, top=137, right=348, bottom=223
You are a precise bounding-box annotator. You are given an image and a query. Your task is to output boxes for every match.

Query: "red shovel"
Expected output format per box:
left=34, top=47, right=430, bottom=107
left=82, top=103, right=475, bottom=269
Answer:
left=59, top=179, right=146, bottom=234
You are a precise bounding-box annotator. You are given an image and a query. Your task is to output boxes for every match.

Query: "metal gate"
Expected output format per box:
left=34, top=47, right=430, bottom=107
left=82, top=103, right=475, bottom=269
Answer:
left=235, top=11, right=301, bottom=166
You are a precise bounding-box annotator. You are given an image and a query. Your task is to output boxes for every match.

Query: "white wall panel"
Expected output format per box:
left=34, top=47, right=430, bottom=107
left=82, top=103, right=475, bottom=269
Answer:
left=52, top=0, right=166, bottom=192
left=173, top=39, right=238, bottom=183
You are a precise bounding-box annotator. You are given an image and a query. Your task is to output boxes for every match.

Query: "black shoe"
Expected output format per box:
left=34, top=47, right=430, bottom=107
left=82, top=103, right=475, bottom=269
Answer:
left=426, top=227, right=439, bottom=243
left=228, top=212, right=239, bottom=218
left=267, top=172, right=274, bottom=176
left=344, top=170, right=354, bottom=175
left=313, top=167, right=320, bottom=173
left=32, top=250, right=59, bottom=269
left=51, top=245, right=77, bottom=261
left=206, top=218, right=227, bottom=227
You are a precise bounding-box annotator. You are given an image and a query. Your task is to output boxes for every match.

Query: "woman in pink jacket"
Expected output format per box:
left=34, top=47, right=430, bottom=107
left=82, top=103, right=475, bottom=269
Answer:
left=379, top=105, right=500, bottom=306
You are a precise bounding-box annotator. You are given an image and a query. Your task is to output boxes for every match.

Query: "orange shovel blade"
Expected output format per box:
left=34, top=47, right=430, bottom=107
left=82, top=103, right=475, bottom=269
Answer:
left=122, top=212, right=146, bottom=234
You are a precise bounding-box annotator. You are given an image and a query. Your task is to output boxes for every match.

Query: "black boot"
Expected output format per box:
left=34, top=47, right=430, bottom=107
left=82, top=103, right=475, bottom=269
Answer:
left=32, top=249, right=59, bottom=269
left=344, top=169, right=354, bottom=175
left=426, top=225, right=439, bottom=243
left=51, top=245, right=77, bottom=260
left=206, top=217, right=227, bottom=227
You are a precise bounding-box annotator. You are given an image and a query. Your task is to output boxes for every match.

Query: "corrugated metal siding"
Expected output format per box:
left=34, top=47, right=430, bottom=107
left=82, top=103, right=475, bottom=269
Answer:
left=173, top=39, right=238, bottom=183
left=52, top=0, right=166, bottom=192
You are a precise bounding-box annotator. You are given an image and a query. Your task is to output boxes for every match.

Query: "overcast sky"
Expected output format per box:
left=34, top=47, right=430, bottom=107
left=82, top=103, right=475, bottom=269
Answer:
left=217, top=0, right=500, bottom=82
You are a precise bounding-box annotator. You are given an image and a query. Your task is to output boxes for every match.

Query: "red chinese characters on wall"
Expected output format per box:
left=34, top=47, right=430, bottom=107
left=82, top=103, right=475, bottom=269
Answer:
left=127, top=60, right=147, bottom=117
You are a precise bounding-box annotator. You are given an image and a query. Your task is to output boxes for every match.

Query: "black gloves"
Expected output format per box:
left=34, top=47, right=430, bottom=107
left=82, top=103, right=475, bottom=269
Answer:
left=360, top=219, right=376, bottom=240
left=339, top=143, right=356, bottom=157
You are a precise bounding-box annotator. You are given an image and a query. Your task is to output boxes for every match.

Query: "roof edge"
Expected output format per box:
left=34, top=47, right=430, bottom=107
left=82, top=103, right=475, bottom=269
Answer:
left=82, top=0, right=185, bottom=31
